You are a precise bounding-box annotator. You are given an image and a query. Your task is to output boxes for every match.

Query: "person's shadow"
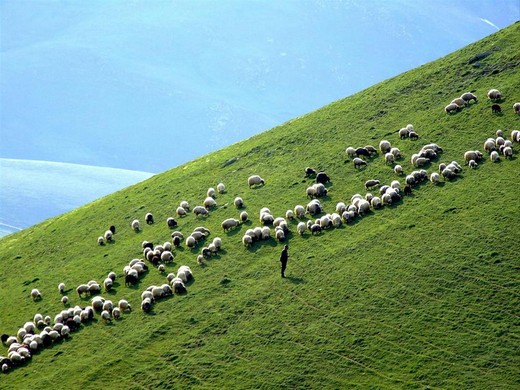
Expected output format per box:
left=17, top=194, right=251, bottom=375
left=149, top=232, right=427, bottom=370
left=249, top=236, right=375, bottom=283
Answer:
left=286, top=276, right=304, bottom=284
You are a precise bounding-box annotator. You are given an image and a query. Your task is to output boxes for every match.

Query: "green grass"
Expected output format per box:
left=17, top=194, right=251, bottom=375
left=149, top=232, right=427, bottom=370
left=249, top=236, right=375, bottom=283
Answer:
left=1, top=23, right=519, bottom=389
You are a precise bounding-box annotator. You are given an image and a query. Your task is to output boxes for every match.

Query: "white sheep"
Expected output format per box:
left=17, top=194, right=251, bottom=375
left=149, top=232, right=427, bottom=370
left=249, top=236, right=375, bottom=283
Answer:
left=346, top=147, right=356, bottom=158
left=390, top=147, right=401, bottom=158
left=101, top=310, right=111, bottom=323
left=357, top=199, right=370, bottom=215
left=103, top=278, right=113, bottom=292
left=193, top=206, right=209, bottom=217
left=61, top=296, right=69, bottom=305
left=180, top=200, right=190, bottom=211
left=294, top=205, right=305, bottom=219
left=242, top=234, right=253, bottom=247
left=502, top=146, right=513, bottom=159
left=445, top=103, right=460, bottom=114
left=468, top=159, right=477, bottom=169
left=212, top=237, right=222, bottom=250
left=398, top=128, right=409, bottom=139
left=460, top=92, right=477, bottom=102
left=430, top=172, right=440, bottom=184
left=176, top=206, right=187, bottom=218
left=104, top=230, right=113, bottom=242
left=365, top=179, right=380, bottom=190
left=370, top=196, right=382, bottom=209
left=204, top=196, right=217, bottom=209
left=248, top=175, right=265, bottom=188
left=393, top=165, right=403, bottom=175
left=217, top=183, right=226, bottom=194
left=31, top=288, right=42, bottom=301
left=234, top=197, right=244, bottom=208
left=112, top=307, right=121, bottom=320
left=285, top=210, right=294, bottom=220
left=207, top=188, right=217, bottom=199
left=222, top=218, right=240, bottom=231
left=161, top=250, right=174, bottom=263
left=451, top=97, right=467, bottom=107
left=131, top=219, right=140, bottom=231
left=379, top=140, right=391, bottom=154
left=487, top=89, right=502, bottom=100
left=484, top=138, right=496, bottom=153
left=275, top=228, right=285, bottom=242
left=297, top=222, right=306, bottom=235
left=384, top=152, right=394, bottom=165
left=97, top=236, right=105, bottom=246
left=58, top=283, right=65, bottom=294
left=464, top=150, right=483, bottom=164
left=353, top=157, right=367, bottom=168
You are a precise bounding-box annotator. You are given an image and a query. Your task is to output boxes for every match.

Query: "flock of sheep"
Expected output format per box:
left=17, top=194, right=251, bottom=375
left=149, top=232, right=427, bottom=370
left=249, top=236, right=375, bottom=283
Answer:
left=2, top=87, right=518, bottom=374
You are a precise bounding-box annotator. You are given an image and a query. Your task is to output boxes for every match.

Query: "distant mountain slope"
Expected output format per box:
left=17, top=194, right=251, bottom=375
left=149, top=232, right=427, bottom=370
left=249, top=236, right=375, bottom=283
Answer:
left=0, top=159, right=153, bottom=237
left=0, top=23, right=518, bottom=389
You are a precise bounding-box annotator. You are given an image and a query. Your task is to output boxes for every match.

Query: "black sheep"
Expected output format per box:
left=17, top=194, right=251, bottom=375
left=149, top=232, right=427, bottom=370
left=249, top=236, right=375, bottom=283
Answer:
left=316, top=172, right=330, bottom=184
left=355, top=147, right=370, bottom=157
left=492, top=104, right=501, bottom=113
left=167, top=217, right=178, bottom=228
left=125, top=273, right=138, bottom=286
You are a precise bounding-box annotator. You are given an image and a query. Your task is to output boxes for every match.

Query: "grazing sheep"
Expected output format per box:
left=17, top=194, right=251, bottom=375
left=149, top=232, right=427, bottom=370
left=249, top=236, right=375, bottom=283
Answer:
left=502, top=146, right=513, bottom=159
left=179, top=200, right=190, bottom=211
left=212, top=237, right=222, bottom=250
left=513, top=102, right=520, bottom=115
left=484, top=138, right=496, bottom=153
left=445, top=103, right=460, bottom=114
left=176, top=207, right=187, bottom=218
left=248, top=175, right=265, bottom=188
left=166, top=217, right=177, bottom=228
left=355, top=147, right=370, bottom=158
left=217, top=183, right=226, bottom=194
left=109, top=225, right=116, bottom=234
left=353, top=157, right=367, bottom=168
left=487, top=89, right=502, bottom=100
left=294, top=205, right=305, bottom=219
left=316, top=172, right=331, bottom=184
left=285, top=210, right=294, bottom=220
left=409, top=131, right=419, bottom=140
left=370, top=196, right=382, bottom=209
left=206, top=188, right=217, bottom=199
left=414, top=157, right=429, bottom=167
left=112, top=307, right=121, bottom=320
left=451, top=97, right=467, bottom=107
left=460, top=92, right=477, bottom=103
left=306, top=199, right=323, bottom=216
left=365, top=179, right=380, bottom=190
left=204, top=196, right=217, bottom=209
left=222, top=218, right=240, bottom=231
left=193, top=206, right=209, bottom=217
left=103, top=278, right=113, bottom=292
left=496, top=136, right=505, bottom=147
left=234, top=197, right=244, bottom=208
left=405, top=175, right=416, bottom=186
left=464, top=150, right=484, bottom=164
left=394, top=165, right=403, bottom=175
left=384, top=152, right=395, bottom=165
left=310, top=224, right=322, bottom=235
left=305, top=167, right=317, bottom=177
left=496, top=129, right=504, bottom=138
left=131, top=219, right=140, bottom=231
left=100, top=310, right=111, bottom=323
left=30, top=288, right=42, bottom=301
left=242, top=234, right=253, bottom=247
left=390, top=180, right=401, bottom=191
left=441, top=168, right=457, bottom=180
left=97, top=236, right=105, bottom=246
left=297, top=222, right=306, bottom=235
left=141, top=298, right=152, bottom=313
left=399, top=128, right=409, bottom=139
left=306, top=183, right=328, bottom=198
left=58, top=282, right=65, bottom=294
left=170, top=278, right=187, bottom=294
left=511, top=130, right=520, bottom=143
left=390, top=147, right=402, bottom=158
left=492, top=104, right=502, bottom=114
left=379, top=140, right=391, bottom=154
left=61, top=296, right=69, bottom=305
left=145, top=213, right=154, bottom=225
left=357, top=199, right=370, bottom=215
left=364, top=145, right=378, bottom=155
left=468, top=159, right=477, bottom=169
left=345, top=147, right=357, bottom=158
left=430, top=172, right=440, bottom=184
left=239, top=211, right=249, bottom=222
left=105, top=230, right=112, bottom=242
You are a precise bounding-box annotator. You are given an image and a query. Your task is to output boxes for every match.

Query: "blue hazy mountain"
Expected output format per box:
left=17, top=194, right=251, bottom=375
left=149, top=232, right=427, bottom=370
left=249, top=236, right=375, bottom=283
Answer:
left=0, top=159, right=153, bottom=237
left=2, top=1, right=517, bottom=173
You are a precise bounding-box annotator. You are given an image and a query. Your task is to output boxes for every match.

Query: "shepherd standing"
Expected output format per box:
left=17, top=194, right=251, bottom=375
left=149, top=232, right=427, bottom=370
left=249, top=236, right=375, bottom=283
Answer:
left=280, top=245, right=288, bottom=278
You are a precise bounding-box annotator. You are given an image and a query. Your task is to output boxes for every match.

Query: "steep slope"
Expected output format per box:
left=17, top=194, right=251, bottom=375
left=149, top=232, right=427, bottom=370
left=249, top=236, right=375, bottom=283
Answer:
left=0, top=23, right=519, bottom=389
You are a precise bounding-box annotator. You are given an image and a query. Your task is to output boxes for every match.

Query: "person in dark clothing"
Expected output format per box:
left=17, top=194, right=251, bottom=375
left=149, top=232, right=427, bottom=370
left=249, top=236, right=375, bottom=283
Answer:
left=280, top=245, right=288, bottom=278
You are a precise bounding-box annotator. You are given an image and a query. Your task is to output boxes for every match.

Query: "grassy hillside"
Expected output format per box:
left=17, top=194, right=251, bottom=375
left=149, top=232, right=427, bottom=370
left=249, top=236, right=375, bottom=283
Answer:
left=1, top=23, right=519, bottom=389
